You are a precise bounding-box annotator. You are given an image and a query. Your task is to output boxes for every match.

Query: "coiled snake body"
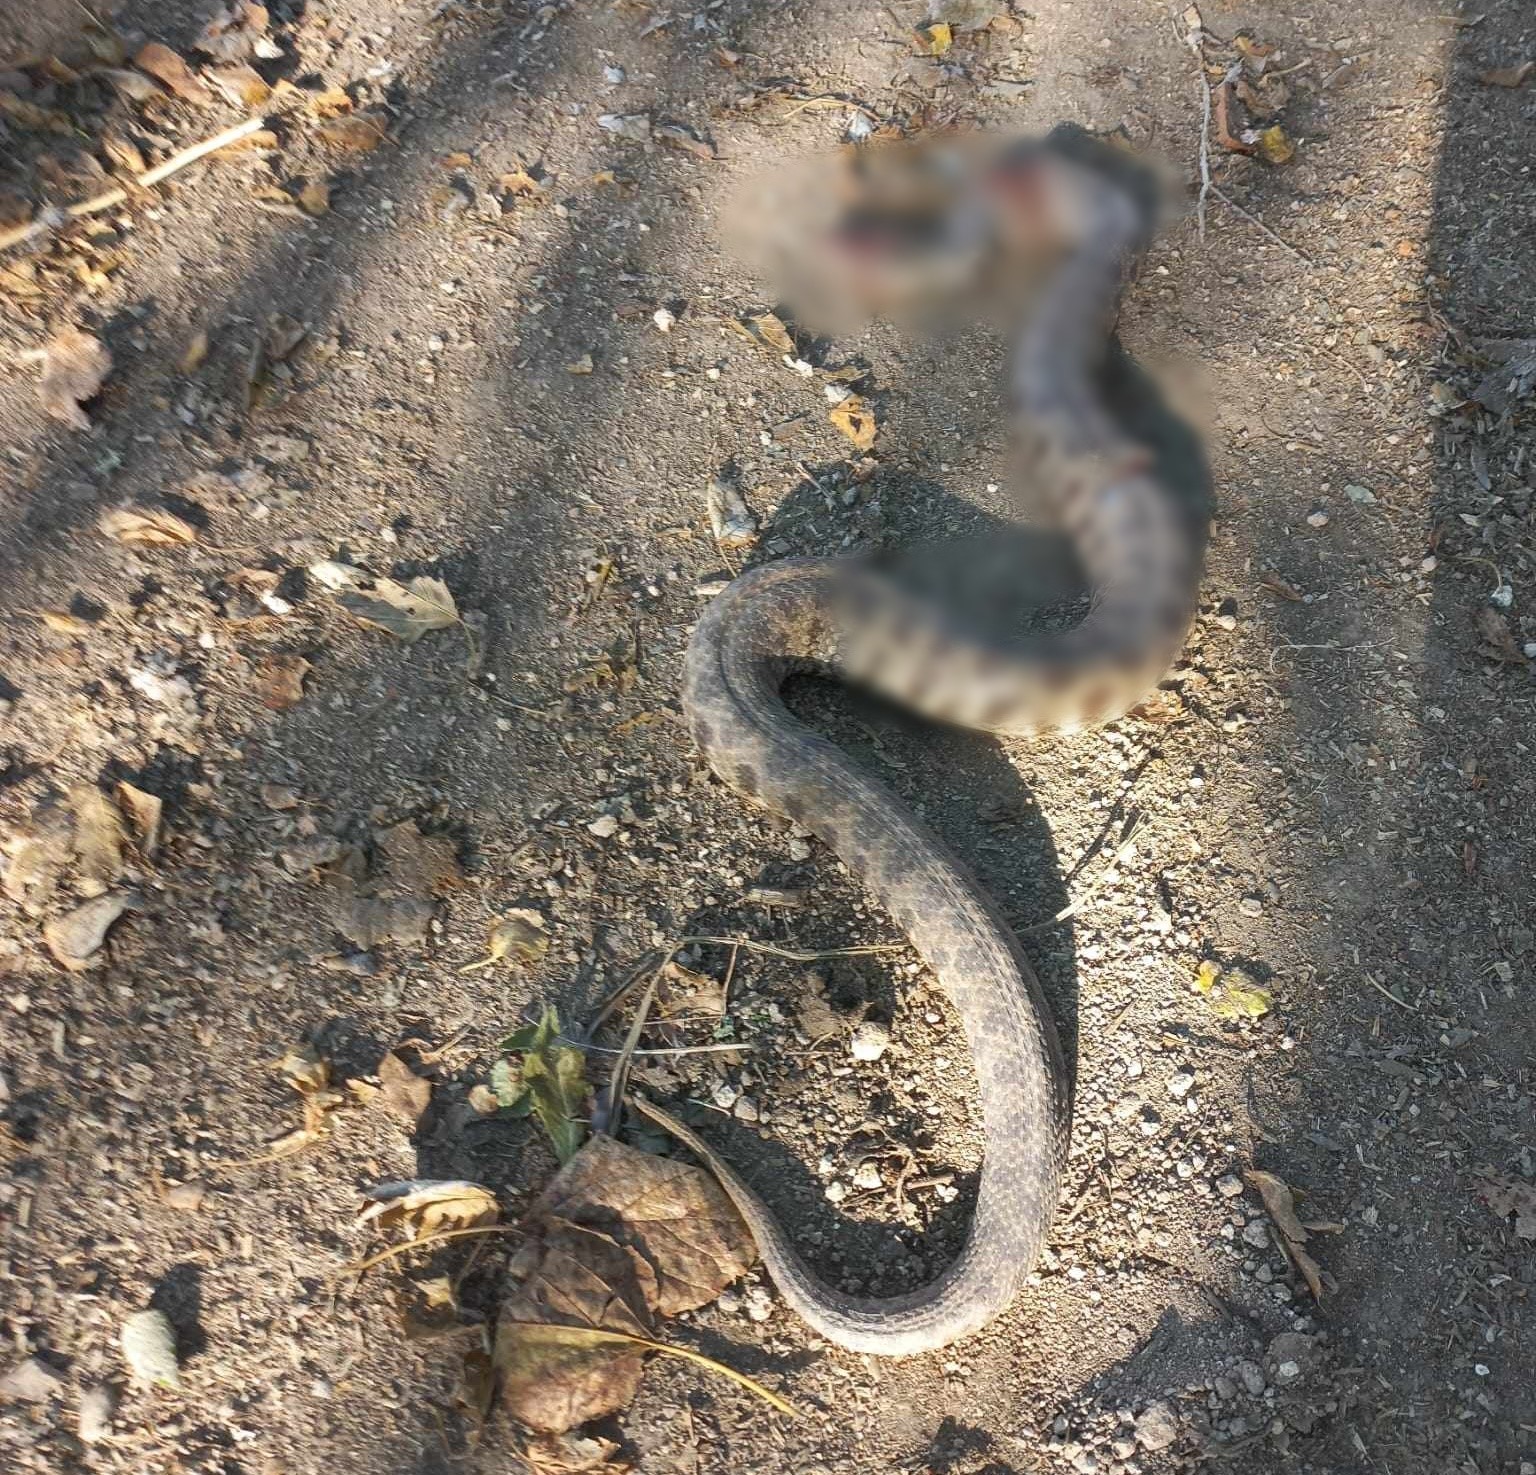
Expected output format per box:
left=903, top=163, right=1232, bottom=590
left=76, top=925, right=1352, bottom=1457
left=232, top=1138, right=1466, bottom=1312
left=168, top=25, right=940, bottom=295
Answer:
left=636, top=132, right=1204, bottom=1356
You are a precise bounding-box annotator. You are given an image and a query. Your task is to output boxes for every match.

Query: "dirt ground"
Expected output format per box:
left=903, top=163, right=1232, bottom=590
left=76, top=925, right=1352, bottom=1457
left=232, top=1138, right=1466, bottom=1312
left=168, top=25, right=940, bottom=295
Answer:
left=2, top=0, right=1534, bottom=1472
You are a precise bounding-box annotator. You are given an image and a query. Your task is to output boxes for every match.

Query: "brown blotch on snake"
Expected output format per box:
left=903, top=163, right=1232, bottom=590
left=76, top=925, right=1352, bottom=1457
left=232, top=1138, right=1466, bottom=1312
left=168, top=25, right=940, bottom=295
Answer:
left=636, top=127, right=1207, bottom=1356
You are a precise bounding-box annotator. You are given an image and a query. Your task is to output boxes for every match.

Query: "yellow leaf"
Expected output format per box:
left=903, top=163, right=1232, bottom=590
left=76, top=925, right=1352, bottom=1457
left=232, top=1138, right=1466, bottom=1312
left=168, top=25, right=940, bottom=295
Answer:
left=917, top=22, right=953, bottom=55
left=460, top=908, right=550, bottom=972
left=829, top=394, right=877, bottom=450
left=1256, top=125, right=1295, bottom=165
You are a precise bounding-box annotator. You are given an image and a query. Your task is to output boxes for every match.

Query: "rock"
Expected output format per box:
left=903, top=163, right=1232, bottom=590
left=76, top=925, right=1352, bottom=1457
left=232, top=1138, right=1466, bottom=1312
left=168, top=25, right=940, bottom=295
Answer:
left=1216, top=1173, right=1244, bottom=1197
left=1167, top=1070, right=1195, bottom=1099
left=1111, top=1436, right=1137, bottom=1459
left=1241, top=1220, right=1271, bottom=1249
left=732, top=1096, right=759, bottom=1123
left=824, top=1181, right=848, bottom=1203
left=587, top=813, right=620, bottom=838
left=1135, top=1400, right=1179, bottom=1452
left=0, top=1356, right=65, bottom=1402
left=42, top=889, right=143, bottom=971
left=78, top=1383, right=116, bottom=1442
left=1071, top=1451, right=1098, bottom=1473
left=1238, top=895, right=1264, bottom=917
left=1238, top=1359, right=1266, bottom=1396
left=852, top=1160, right=882, bottom=1190
left=849, top=1020, right=889, bottom=1062
left=1266, top=1332, right=1317, bottom=1385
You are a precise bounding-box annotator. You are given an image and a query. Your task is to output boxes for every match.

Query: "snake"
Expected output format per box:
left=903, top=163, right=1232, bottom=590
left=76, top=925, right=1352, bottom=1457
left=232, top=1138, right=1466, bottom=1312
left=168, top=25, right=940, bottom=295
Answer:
left=633, top=128, right=1206, bottom=1356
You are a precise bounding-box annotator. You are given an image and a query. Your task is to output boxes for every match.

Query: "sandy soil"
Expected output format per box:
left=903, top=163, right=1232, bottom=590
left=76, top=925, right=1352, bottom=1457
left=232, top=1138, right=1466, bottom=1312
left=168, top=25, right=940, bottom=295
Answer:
left=2, top=1, right=1534, bottom=1472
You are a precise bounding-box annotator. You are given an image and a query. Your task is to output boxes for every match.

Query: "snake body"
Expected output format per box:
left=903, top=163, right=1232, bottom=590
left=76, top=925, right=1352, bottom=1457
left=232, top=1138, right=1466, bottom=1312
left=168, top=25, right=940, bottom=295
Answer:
left=637, top=132, right=1204, bottom=1356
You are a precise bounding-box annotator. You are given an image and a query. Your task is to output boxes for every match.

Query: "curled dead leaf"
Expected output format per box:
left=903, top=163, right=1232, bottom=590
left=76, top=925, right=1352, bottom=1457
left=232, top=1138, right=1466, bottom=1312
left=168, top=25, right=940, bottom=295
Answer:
left=829, top=394, right=877, bottom=450
left=378, top=1049, right=433, bottom=1127
left=1245, top=1168, right=1332, bottom=1301
left=357, top=1179, right=501, bottom=1239
left=134, top=42, right=214, bottom=106
left=315, top=110, right=388, bottom=151
left=1479, top=60, right=1534, bottom=88
left=461, top=909, right=551, bottom=973
left=116, top=781, right=163, bottom=859
left=71, top=786, right=126, bottom=897
left=38, top=329, right=111, bottom=429
left=336, top=574, right=459, bottom=643
left=43, top=889, right=141, bottom=971
left=254, top=653, right=311, bottom=710
left=99, top=507, right=198, bottom=546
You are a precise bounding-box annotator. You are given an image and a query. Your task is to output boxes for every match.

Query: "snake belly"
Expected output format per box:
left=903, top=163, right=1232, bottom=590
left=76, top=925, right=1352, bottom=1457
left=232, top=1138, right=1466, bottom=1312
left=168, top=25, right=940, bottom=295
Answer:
left=636, top=135, right=1204, bottom=1356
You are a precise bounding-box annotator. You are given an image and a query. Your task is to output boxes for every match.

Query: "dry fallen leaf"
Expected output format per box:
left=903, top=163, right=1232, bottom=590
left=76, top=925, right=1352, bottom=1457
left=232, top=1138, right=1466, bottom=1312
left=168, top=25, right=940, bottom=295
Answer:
left=207, top=63, right=270, bottom=107
left=376, top=819, right=462, bottom=896
left=193, top=2, right=274, bottom=64
left=829, top=394, right=878, bottom=450
left=706, top=476, right=757, bottom=548
left=378, top=1049, right=433, bottom=1127
left=71, top=786, right=126, bottom=897
left=3, top=796, right=73, bottom=915
left=532, top=1134, right=754, bottom=1316
left=133, top=42, right=213, bottom=106
left=1475, top=606, right=1530, bottom=664
left=654, top=121, right=716, bottom=159
left=99, top=507, right=198, bottom=546
left=1245, top=1169, right=1332, bottom=1301
left=398, top=1275, right=464, bottom=1339
left=116, top=781, right=163, bottom=860
left=36, top=610, right=92, bottom=635
left=739, top=310, right=795, bottom=355
left=297, top=179, right=331, bottom=216
left=1478, top=1175, right=1536, bottom=1239
left=336, top=575, right=459, bottom=643
left=38, top=329, right=111, bottom=429
left=43, top=889, right=141, bottom=971
left=357, top=1179, right=501, bottom=1239
left=462, top=909, right=551, bottom=973
left=332, top=888, right=435, bottom=948
left=308, top=84, right=354, bottom=117
left=254, top=653, right=311, bottom=710
left=1479, top=60, right=1534, bottom=88
left=522, top=1432, right=628, bottom=1474
left=315, top=110, right=388, bottom=151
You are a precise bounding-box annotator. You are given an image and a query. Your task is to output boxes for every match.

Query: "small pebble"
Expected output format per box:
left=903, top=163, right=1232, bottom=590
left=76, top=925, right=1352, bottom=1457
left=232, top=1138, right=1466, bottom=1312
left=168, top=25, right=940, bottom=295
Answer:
left=78, top=1383, right=117, bottom=1443
left=732, top=1096, right=759, bottom=1122
left=853, top=1160, right=882, bottom=1190
left=824, top=1181, right=848, bottom=1203
left=1167, top=1069, right=1195, bottom=1099
left=652, top=307, right=676, bottom=334
left=1238, top=1359, right=1266, bottom=1395
left=1216, top=1173, right=1244, bottom=1197
left=1239, top=895, right=1264, bottom=917
left=1306, top=510, right=1330, bottom=528
left=1242, top=1220, right=1271, bottom=1249
left=850, top=1020, right=889, bottom=1061
left=587, top=813, right=620, bottom=838
left=1135, top=1400, right=1179, bottom=1452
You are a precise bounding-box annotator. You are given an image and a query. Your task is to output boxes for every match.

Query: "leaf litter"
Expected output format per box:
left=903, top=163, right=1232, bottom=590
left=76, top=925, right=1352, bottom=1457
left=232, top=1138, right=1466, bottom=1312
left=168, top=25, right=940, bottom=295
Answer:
left=1244, top=1169, right=1340, bottom=1301
left=36, top=328, right=111, bottom=428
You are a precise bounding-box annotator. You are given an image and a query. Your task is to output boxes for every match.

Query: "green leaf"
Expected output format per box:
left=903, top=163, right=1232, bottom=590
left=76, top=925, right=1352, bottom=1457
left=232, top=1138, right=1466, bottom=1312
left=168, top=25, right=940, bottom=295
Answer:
left=508, top=1007, right=588, bottom=1162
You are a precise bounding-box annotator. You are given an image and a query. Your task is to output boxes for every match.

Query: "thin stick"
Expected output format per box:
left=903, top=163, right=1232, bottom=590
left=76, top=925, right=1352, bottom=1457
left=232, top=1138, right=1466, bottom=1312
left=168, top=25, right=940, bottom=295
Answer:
left=1186, top=28, right=1213, bottom=239
left=340, top=1224, right=525, bottom=1278
left=1210, top=184, right=1313, bottom=265
left=1362, top=973, right=1419, bottom=1013
left=0, top=116, right=267, bottom=254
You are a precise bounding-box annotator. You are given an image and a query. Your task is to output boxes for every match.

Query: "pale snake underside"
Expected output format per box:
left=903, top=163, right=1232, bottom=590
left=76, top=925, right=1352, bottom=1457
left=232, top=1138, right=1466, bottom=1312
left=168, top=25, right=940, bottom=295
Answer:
left=635, top=129, right=1207, bottom=1356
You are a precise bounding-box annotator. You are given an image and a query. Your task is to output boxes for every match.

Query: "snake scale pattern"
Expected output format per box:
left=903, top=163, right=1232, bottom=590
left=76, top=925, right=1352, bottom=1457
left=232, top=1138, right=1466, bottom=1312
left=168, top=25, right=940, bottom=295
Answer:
left=635, top=130, right=1206, bottom=1356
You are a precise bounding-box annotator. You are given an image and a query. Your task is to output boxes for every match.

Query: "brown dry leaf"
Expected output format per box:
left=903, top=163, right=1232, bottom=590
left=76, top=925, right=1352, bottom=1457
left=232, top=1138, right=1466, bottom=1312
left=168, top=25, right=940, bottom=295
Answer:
left=706, top=476, right=757, bottom=548
left=398, top=1275, right=463, bottom=1339
left=523, top=1433, right=629, bottom=1474
left=566, top=353, right=595, bottom=375
left=1255, top=125, right=1296, bottom=165
left=194, top=2, right=273, bottom=64
left=100, top=67, right=164, bottom=103
left=0, top=90, right=74, bottom=134
left=297, top=179, right=331, bottom=216
left=501, top=161, right=546, bottom=198
left=308, top=84, right=354, bottom=117
left=37, top=610, right=92, bottom=635
left=336, top=575, right=459, bottom=643
left=1475, top=606, right=1529, bottom=664
left=461, top=909, right=551, bottom=973
left=378, top=1049, right=433, bottom=1126
left=740, top=310, right=795, bottom=355
left=458, top=1344, right=496, bottom=1429
left=43, top=889, right=141, bottom=971
left=531, top=1133, right=755, bottom=1316
left=134, top=42, right=214, bottom=106
left=100, top=129, right=147, bottom=175
left=71, top=786, right=126, bottom=897
left=179, top=331, right=211, bottom=374
left=376, top=819, right=462, bottom=896
left=357, top=1179, right=500, bottom=1239
left=116, top=781, right=163, bottom=859
left=1245, top=1168, right=1328, bottom=1301
left=315, top=110, right=388, bottom=151
left=4, top=796, right=73, bottom=915
left=38, top=329, right=111, bottom=429
left=332, top=888, right=435, bottom=948
left=207, top=63, right=271, bottom=108
left=254, top=653, right=310, bottom=710
left=1259, top=570, right=1303, bottom=602
left=654, top=121, right=716, bottom=159
left=1478, top=1175, right=1536, bottom=1239
left=1479, top=60, right=1534, bottom=88
left=829, top=394, right=878, bottom=450
left=99, top=507, right=197, bottom=546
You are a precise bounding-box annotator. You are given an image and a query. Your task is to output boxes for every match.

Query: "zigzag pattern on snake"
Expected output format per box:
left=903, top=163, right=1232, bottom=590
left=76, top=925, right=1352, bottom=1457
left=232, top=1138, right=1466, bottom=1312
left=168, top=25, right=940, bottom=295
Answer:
left=635, top=127, right=1208, bottom=1356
